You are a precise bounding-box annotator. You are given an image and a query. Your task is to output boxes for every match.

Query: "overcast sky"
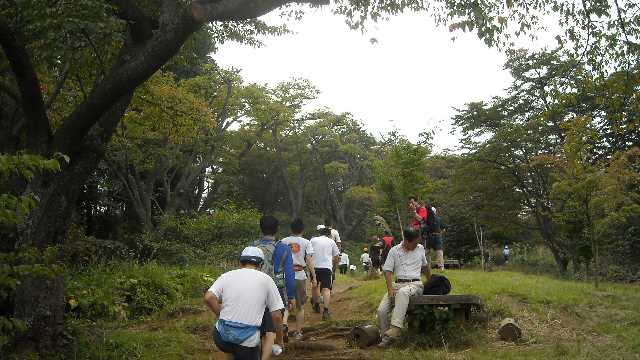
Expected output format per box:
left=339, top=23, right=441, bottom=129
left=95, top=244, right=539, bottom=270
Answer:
left=214, top=8, right=514, bottom=153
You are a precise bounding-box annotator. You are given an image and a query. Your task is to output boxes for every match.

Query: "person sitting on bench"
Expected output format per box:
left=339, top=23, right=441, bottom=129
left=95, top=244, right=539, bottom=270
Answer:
left=376, top=228, right=431, bottom=347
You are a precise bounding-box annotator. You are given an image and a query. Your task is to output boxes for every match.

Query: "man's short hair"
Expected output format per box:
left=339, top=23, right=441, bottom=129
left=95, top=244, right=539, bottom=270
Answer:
left=403, top=227, right=420, bottom=241
left=260, top=215, right=279, bottom=235
left=290, top=218, right=304, bottom=234
left=408, top=196, right=417, bottom=202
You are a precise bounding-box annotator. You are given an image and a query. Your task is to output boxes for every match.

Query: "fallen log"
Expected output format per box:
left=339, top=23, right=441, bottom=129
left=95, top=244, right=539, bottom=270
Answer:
left=497, top=318, right=522, bottom=341
left=350, top=325, right=380, bottom=348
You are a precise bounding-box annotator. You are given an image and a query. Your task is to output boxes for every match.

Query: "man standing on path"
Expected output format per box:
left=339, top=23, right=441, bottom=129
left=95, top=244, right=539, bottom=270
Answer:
left=204, top=247, right=284, bottom=360
left=253, top=215, right=296, bottom=349
left=280, top=218, right=316, bottom=341
left=360, top=247, right=372, bottom=272
left=339, top=251, right=350, bottom=274
left=427, top=207, right=445, bottom=270
left=310, top=224, right=340, bottom=321
left=376, top=228, right=431, bottom=347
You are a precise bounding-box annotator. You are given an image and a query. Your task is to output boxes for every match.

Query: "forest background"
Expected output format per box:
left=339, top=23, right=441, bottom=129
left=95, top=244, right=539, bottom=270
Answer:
left=0, top=0, right=638, bottom=357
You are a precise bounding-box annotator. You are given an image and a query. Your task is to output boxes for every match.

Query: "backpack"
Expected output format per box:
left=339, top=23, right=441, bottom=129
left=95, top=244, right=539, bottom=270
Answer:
left=253, top=240, right=287, bottom=290
left=422, top=274, right=451, bottom=295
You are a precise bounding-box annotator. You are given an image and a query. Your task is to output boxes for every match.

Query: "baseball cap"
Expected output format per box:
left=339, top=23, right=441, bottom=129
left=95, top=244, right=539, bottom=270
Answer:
left=316, top=224, right=326, bottom=231
left=239, top=246, right=265, bottom=265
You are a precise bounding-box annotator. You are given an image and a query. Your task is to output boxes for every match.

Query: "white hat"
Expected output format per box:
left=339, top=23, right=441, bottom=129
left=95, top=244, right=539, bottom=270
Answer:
left=240, top=246, right=264, bottom=265
left=316, top=224, right=326, bottom=231
left=431, top=207, right=437, bottom=214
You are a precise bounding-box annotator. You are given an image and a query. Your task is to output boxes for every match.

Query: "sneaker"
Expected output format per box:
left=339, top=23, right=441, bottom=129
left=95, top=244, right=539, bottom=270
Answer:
left=377, top=336, right=395, bottom=348
left=312, top=302, right=320, bottom=313
left=294, top=331, right=304, bottom=341
left=283, top=324, right=289, bottom=343
left=322, top=309, right=331, bottom=321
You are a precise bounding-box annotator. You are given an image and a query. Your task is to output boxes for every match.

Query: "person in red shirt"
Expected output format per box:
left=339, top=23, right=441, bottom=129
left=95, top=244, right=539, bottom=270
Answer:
left=381, top=230, right=394, bottom=266
left=408, top=196, right=428, bottom=232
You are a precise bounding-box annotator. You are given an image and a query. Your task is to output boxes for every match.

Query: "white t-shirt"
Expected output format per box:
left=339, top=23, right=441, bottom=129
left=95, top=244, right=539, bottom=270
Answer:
left=382, top=244, right=428, bottom=280
left=310, top=235, right=339, bottom=269
left=209, top=268, right=284, bottom=347
left=281, top=235, right=314, bottom=280
left=330, top=228, right=341, bottom=243
left=339, top=253, right=349, bottom=266
left=360, top=253, right=371, bottom=264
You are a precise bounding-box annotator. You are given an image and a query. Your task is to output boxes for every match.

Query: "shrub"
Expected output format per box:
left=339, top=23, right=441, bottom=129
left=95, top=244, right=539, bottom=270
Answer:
left=65, top=263, right=217, bottom=322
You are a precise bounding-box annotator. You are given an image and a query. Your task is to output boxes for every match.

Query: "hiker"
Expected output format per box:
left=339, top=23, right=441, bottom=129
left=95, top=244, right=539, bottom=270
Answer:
left=339, top=251, right=350, bottom=274
left=252, top=215, right=296, bottom=349
left=381, top=230, right=394, bottom=265
left=370, top=239, right=383, bottom=273
left=310, top=224, right=340, bottom=320
left=360, top=247, right=371, bottom=272
left=426, top=206, right=445, bottom=270
left=204, top=246, right=285, bottom=360
left=376, top=228, right=431, bottom=347
left=408, top=196, right=428, bottom=233
left=503, top=245, right=510, bottom=262
left=280, top=218, right=316, bottom=341
left=325, top=219, right=342, bottom=249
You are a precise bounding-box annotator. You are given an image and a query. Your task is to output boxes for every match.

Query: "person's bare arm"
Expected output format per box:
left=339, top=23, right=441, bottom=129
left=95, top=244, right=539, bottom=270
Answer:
left=306, top=255, right=317, bottom=286
left=203, top=291, right=221, bottom=317
left=422, top=265, right=432, bottom=280
left=384, top=271, right=395, bottom=299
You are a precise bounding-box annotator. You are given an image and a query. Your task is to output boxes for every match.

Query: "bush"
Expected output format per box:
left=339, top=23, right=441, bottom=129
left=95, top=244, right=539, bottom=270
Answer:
left=65, top=263, right=218, bottom=322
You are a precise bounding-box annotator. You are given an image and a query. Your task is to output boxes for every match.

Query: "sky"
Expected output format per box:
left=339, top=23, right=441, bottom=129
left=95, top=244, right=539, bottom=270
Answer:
left=214, top=7, right=514, bottom=153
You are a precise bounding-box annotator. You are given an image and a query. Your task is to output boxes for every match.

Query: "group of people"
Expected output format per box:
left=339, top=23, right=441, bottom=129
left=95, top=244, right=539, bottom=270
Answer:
left=204, top=216, right=341, bottom=360
left=204, top=197, right=449, bottom=359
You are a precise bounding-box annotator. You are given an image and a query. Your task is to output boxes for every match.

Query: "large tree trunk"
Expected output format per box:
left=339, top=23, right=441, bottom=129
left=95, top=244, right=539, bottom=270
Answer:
left=13, top=95, right=132, bottom=351
left=534, top=211, right=569, bottom=273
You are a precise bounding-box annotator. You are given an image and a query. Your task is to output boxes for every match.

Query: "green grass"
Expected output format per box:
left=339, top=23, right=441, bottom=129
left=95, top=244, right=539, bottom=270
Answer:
left=347, top=269, right=640, bottom=359
left=66, top=266, right=640, bottom=359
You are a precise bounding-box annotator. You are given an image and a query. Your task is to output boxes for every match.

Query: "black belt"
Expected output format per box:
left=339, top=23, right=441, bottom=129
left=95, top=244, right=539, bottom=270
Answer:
left=396, top=278, right=420, bottom=283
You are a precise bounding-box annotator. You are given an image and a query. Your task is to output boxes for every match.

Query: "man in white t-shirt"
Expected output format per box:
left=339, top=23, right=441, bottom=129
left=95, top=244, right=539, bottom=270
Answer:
left=204, top=247, right=285, bottom=360
left=338, top=252, right=349, bottom=274
left=280, top=218, right=316, bottom=341
left=310, top=225, right=340, bottom=321
left=325, top=219, right=342, bottom=249
left=376, top=228, right=431, bottom=348
left=360, top=248, right=371, bottom=272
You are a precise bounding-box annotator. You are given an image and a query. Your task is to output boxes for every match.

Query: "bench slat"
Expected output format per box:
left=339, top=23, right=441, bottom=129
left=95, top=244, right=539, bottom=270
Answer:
left=409, top=295, right=483, bottom=306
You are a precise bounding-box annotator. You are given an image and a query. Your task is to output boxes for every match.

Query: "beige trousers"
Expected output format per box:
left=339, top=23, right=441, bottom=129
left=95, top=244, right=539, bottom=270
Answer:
left=376, top=281, right=424, bottom=334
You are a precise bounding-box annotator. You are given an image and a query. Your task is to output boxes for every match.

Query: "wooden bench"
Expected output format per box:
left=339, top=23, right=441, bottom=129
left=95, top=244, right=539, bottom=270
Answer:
left=409, top=295, right=484, bottom=325
left=430, top=259, right=462, bottom=269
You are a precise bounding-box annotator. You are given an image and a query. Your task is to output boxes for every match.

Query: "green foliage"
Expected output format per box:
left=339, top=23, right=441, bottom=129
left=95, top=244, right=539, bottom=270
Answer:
left=65, top=263, right=217, bottom=322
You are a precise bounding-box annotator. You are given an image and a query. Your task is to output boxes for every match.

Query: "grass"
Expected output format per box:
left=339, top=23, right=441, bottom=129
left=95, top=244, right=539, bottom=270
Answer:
left=66, top=266, right=640, bottom=359
left=346, top=269, right=640, bottom=359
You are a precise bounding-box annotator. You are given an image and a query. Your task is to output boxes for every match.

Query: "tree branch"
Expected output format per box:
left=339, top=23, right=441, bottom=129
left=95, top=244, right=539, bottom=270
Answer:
left=45, top=62, right=71, bottom=109
left=0, top=18, right=51, bottom=152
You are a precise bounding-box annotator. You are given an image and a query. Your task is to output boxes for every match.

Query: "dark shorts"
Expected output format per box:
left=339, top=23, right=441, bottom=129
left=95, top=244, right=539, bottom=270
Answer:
left=260, top=308, right=276, bottom=334
left=295, top=279, right=307, bottom=309
left=212, top=326, right=260, bottom=360
left=426, top=233, right=443, bottom=251
left=339, top=264, right=348, bottom=274
left=315, top=268, right=333, bottom=290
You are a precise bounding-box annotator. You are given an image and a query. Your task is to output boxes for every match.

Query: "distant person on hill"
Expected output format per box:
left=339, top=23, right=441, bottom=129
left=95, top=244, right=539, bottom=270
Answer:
left=310, top=225, right=340, bottom=321
left=360, top=247, right=372, bottom=272
left=370, top=238, right=383, bottom=273
left=503, top=245, right=510, bottom=263
left=339, top=251, right=350, bottom=274
left=426, top=206, right=444, bottom=270
left=204, top=246, right=284, bottom=360
left=280, top=218, right=316, bottom=341
left=381, top=230, right=394, bottom=265
left=252, top=215, right=295, bottom=349
left=324, top=219, right=342, bottom=250
left=376, top=228, right=431, bottom=348
left=408, top=196, right=428, bottom=233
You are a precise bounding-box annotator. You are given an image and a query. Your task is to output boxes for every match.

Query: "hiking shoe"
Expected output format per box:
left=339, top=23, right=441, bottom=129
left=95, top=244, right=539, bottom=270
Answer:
left=322, top=309, right=331, bottom=321
left=283, top=324, right=289, bottom=343
left=312, top=302, right=320, bottom=313
left=377, top=336, right=395, bottom=348
left=294, top=331, right=304, bottom=341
